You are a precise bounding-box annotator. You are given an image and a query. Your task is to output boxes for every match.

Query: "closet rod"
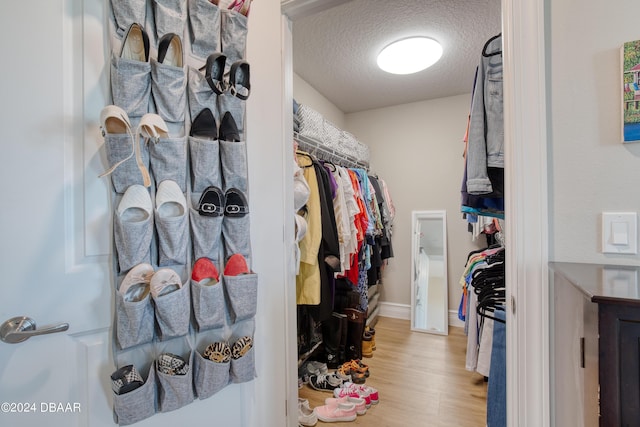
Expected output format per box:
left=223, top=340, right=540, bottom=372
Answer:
left=294, top=132, right=369, bottom=170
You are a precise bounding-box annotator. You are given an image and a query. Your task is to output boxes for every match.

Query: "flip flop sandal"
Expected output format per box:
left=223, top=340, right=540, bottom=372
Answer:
left=204, top=341, right=231, bottom=363
left=198, top=186, right=224, bottom=217
left=231, top=336, right=253, bottom=359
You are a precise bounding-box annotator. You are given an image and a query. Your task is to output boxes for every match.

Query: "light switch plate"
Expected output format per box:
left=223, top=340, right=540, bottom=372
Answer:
left=602, top=212, right=637, bottom=254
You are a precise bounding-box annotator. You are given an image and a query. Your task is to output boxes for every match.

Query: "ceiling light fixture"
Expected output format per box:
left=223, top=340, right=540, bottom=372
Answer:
left=377, top=37, right=443, bottom=75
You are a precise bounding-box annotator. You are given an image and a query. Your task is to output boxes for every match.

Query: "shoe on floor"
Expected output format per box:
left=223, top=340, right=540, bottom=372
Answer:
left=333, top=383, right=371, bottom=407
left=192, top=257, right=219, bottom=285
left=325, top=396, right=367, bottom=415
left=308, top=373, right=343, bottom=392
left=298, top=398, right=317, bottom=426
left=314, top=401, right=357, bottom=423
left=342, top=381, right=379, bottom=405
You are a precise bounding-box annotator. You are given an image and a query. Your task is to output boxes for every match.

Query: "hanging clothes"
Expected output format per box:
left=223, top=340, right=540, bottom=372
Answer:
left=296, top=152, right=322, bottom=305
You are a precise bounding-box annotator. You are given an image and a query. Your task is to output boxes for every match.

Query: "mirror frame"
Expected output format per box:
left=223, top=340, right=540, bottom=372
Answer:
left=410, top=210, right=449, bottom=335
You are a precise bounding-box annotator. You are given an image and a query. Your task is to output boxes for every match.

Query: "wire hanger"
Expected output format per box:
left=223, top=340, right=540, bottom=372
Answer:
left=482, top=33, right=502, bottom=57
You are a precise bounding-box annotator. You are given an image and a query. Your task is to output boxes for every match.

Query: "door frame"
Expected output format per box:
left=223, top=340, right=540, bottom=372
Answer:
left=281, top=0, right=551, bottom=424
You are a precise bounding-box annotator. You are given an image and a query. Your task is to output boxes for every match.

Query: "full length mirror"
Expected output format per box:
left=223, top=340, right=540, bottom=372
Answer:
left=411, top=210, right=448, bottom=334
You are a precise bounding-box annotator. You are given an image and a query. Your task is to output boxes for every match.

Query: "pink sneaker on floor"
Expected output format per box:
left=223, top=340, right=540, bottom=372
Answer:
left=325, top=396, right=367, bottom=415
left=314, top=401, right=357, bottom=423
left=333, top=383, right=371, bottom=407
left=342, top=381, right=379, bottom=405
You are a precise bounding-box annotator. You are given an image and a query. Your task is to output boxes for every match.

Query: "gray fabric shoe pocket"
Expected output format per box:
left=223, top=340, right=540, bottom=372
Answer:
left=220, top=10, right=247, bottom=66
left=104, top=134, right=150, bottom=194
left=223, top=273, right=257, bottom=322
left=150, top=136, right=188, bottom=192
left=218, top=95, right=245, bottom=141
left=155, top=206, right=189, bottom=267
left=189, top=136, right=221, bottom=193
left=151, top=59, right=186, bottom=123
left=111, top=54, right=151, bottom=118
left=219, top=139, right=247, bottom=192
left=152, top=0, right=187, bottom=39
left=191, top=278, right=225, bottom=331
left=187, top=68, right=218, bottom=124
left=193, top=351, right=230, bottom=399
left=112, top=364, right=157, bottom=425
left=114, top=210, right=154, bottom=273
left=229, top=345, right=255, bottom=384
left=189, top=206, right=223, bottom=263
left=115, top=292, right=155, bottom=350
left=187, top=0, right=221, bottom=60
left=153, top=281, right=191, bottom=339
left=110, top=0, right=146, bottom=37
left=222, top=216, right=251, bottom=264
left=156, top=351, right=195, bottom=412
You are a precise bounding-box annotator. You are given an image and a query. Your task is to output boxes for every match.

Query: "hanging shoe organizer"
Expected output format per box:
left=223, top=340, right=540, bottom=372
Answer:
left=100, top=0, right=256, bottom=425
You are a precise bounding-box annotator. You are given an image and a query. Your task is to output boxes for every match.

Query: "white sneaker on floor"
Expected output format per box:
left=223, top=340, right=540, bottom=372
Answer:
left=298, top=398, right=317, bottom=426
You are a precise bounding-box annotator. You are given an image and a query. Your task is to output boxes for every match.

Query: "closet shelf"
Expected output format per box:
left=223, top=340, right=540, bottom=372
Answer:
left=294, top=132, right=369, bottom=170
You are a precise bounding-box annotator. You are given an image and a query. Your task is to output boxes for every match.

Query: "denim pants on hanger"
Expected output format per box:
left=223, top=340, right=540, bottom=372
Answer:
left=487, top=308, right=506, bottom=427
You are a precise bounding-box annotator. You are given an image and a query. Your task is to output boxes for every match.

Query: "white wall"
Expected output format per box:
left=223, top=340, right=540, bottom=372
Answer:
left=293, top=72, right=346, bottom=129
left=549, top=0, right=640, bottom=264
left=346, top=95, right=485, bottom=312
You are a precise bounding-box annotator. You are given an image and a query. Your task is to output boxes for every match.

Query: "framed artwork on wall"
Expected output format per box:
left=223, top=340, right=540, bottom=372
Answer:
left=622, top=39, right=640, bottom=142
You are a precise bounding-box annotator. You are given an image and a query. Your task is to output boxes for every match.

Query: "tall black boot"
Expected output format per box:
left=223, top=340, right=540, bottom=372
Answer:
left=322, top=312, right=345, bottom=369
left=343, top=308, right=365, bottom=361
left=337, top=313, right=348, bottom=366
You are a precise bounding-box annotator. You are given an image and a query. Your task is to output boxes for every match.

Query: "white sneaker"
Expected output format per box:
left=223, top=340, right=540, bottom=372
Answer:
left=298, top=398, right=317, bottom=426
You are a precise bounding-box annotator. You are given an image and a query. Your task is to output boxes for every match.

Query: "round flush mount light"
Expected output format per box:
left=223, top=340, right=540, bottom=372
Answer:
left=377, top=37, right=443, bottom=75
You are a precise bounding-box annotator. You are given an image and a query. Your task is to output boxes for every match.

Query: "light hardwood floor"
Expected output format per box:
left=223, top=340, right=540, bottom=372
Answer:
left=298, top=317, right=487, bottom=426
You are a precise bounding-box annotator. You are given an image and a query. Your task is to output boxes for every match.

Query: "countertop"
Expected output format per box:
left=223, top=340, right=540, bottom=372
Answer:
left=549, top=262, right=640, bottom=306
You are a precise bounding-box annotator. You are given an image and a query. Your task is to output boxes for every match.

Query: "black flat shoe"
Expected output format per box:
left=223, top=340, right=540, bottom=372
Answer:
left=204, top=52, right=227, bottom=95
left=121, top=23, right=149, bottom=62
left=219, top=111, right=240, bottom=142
left=198, top=186, right=224, bottom=217
left=157, top=33, right=183, bottom=67
left=190, top=108, right=218, bottom=140
left=224, top=188, right=249, bottom=217
left=229, top=60, right=250, bottom=100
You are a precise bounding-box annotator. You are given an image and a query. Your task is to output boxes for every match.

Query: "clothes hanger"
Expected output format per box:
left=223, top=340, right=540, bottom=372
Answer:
left=482, top=33, right=502, bottom=57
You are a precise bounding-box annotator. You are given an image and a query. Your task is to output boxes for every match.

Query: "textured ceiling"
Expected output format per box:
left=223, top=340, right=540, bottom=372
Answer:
left=292, top=0, right=502, bottom=113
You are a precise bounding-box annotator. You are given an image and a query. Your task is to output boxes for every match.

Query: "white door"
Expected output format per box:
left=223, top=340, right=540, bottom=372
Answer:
left=0, top=2, right=257, bottom=426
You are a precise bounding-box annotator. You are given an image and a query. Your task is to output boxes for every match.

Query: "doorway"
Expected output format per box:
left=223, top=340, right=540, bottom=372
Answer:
left=281, top=0, right=551, bottom=425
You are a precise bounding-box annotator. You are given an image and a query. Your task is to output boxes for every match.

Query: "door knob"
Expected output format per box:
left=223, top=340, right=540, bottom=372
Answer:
left=0, top=316, right=69, bottom=344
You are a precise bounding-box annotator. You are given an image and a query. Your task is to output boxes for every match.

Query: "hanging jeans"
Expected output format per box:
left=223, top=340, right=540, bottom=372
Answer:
left=487, top=308, right=506, bottom=427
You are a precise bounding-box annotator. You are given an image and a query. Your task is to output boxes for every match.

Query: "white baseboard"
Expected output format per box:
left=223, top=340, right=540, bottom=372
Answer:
left=378, top=302, right=410, bottom=320
left=376, top=303, right=465, bottom=329
left=449, top=310, right=464, bottom=328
